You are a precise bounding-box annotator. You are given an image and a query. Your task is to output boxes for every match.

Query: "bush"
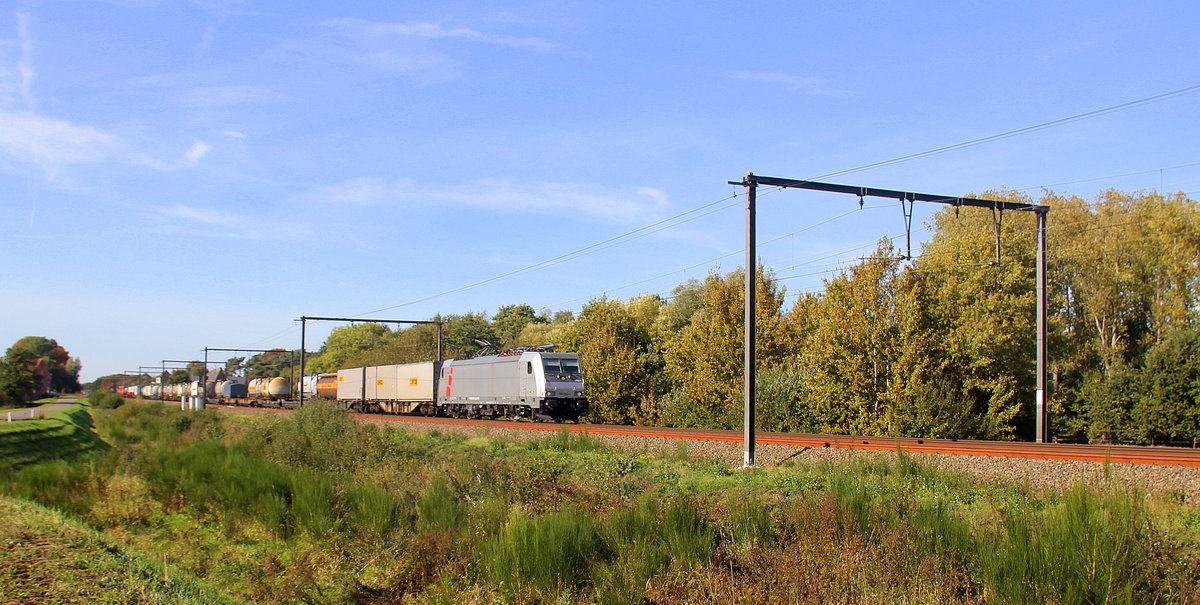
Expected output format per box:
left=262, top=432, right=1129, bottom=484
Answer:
left=85, top=391, right=125, bottom=409
left=262, top=399, right=365, bottom=472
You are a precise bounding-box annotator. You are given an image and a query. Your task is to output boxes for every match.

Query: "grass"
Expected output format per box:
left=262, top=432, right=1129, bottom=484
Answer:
left=0, top=404, right=108, bottom=467
left=0, top=494, right=237, bottom=604
left=0, top=400, right=1196, bottom=604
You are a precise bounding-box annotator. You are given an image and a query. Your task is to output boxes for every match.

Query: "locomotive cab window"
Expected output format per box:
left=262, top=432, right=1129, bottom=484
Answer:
left=526, top=361, right=532, bottom=374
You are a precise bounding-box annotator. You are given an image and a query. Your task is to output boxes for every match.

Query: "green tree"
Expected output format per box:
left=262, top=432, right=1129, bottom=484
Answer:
left=306, top=324, right=392, bottom=372
left=796, top=243, right=904, bottom=435
left=439, top=313, right=500, bottom=359
left=4, top=336, right=81, bottom=394
left=562, top=297, right=664, bottom=425
left=1077, top=364, right=1138, bottom=443
left=492, top=304, right=545, bottom=348
left=1133, top=326, right=1200, bottom=445
left=663, top=266, right=789, bottom=429
left=0, top=358, right=34, bottom=405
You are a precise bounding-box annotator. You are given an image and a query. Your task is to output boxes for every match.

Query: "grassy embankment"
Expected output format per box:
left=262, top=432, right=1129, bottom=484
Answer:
left=0, top=401, right=107, bottom=466
left=0, top=392, right=237, bottom=603
left=2, top=398, right=1200, bottom=604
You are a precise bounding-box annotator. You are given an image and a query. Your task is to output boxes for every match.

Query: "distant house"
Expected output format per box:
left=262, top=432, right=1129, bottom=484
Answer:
left=31, top=358, right=52, bottom=399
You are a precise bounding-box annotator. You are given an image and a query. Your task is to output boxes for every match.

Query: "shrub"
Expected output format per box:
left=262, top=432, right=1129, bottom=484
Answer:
left=85, top=391, right=124, bottom=409
left=263, top=399, right=365, bottom=472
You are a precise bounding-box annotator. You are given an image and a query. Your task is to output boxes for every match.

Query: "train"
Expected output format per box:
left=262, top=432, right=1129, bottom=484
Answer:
left=305, top=349, right=587, bottom=422
left=128, top=348, right=588, bottom=422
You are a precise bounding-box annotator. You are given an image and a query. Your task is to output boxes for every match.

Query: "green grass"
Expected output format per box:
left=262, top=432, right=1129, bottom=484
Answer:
left=0, top=405, right=108, bottom=467
left=0, top=494, right=238, bottom=604
left=0, top=402, right=1196, bottom=604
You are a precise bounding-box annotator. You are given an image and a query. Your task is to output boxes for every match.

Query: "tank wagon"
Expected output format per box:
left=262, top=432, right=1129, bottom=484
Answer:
left=317, top=349, right=587, bottom=422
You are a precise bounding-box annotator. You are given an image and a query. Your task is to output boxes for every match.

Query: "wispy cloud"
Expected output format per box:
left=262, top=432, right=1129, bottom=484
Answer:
left=305, top=177, right=672, bottom=223
left=151, top=204, right=311, bottom=240
left=727, top=71, right=848, bottom=96
left=0, top=108, right=123, bottom=177
left=175, top=84, right=279, bottom=106
left=334, top=19, right=557, bottom=52
left=305, top=18, right=556, bottom=79
left=184, top=140, right=211, bottom=164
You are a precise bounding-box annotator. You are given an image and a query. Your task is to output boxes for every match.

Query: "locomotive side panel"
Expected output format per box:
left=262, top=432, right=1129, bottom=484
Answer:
left=440, top=355, right=523, bottom=406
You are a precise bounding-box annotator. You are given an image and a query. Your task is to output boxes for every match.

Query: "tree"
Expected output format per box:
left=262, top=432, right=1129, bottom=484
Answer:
left=563, top=298, right=661, bottom=425
left=0, top=359, right=34, bottom=405
left=305, top=324, right=392, bottom=373
left=439, top=313, right=500, bottom=359
left=1132, top=326, right=1200, bottom=445
left=663, top=266, right=789, bottom=429
left=492, top=304, right=545, bottom=348
left=3, top=336, right=81, bottom=396
left=796, top=243, right=904, bottom=435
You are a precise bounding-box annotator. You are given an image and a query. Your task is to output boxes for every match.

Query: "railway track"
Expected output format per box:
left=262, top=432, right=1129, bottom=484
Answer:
left=333, top=410, right=1200, bottom=468
left=200, top=401, right=1200, bottom=467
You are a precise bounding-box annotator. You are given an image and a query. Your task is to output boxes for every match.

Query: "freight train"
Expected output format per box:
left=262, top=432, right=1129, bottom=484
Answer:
left=120, top=376, right=292, bottom=403
left=302, top=349, right=587, bottom=422
left=130, top=348, right=588, bottom=422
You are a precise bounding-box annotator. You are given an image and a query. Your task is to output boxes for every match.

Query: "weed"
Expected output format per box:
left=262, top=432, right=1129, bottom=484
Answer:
left=723, top=489, right=776, bottom=547
left=533, top=427, right=607, bottom=453
left=483, top=505, right=598, bottom=595
left=417, top=477, right=464, bottom=532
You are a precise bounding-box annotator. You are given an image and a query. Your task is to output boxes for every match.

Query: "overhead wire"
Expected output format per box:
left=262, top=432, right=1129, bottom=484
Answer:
left=543, top=203, right=895, bottom=308
left=350, top=188, right=774, bottom=317
left=232, top=86, right=1200, bottom=349
left=808, top=84, right=1200, bottom=181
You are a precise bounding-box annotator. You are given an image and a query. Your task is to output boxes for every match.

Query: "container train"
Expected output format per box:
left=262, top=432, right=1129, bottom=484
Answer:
left=304, top=350, right=587, bottom=421
left=128, top=349, right=588, bottom=422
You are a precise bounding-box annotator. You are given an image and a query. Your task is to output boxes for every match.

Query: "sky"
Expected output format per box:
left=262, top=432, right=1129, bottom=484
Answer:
left=1, top=1, right=1198, bottom=383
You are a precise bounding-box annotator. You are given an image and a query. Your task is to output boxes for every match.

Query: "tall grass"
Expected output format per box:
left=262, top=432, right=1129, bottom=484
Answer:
left=980, top=486, right=1146, bottom=604
left=480, top=494, right=716, bottom=603
left=531, top=427, right=607, bottom=453
left=483, top=505, right=598, bottom=595
left=417, top=477, right=464, bottom=531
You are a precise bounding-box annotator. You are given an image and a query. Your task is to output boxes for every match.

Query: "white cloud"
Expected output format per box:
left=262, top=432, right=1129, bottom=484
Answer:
left=727, top=71, right=848, bottom=96
left=306, top=177, right=671, bottom=223
left=0, top=108, right=123, bottom=176
left=305, top=18, right=556, bottom=78
left=152, top=204, right=311, bottom=240
left=184, top=140, right=211, bottom=164
left=221, top=130, right=246, bottom=139
left=344, top=20, right=557, bottom=52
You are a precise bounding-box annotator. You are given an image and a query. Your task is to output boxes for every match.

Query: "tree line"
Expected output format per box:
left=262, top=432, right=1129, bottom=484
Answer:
left=117, top=188, right=1195, bottom=445
left=326, top=188, right=1197, bottom=445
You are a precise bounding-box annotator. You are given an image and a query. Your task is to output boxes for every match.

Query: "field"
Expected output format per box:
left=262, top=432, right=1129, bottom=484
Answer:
left=2, top=400, right=1199, bottom=604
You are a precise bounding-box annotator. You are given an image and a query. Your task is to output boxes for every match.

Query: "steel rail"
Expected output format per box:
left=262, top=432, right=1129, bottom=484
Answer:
left=347, top=413, right=1200, bottom=467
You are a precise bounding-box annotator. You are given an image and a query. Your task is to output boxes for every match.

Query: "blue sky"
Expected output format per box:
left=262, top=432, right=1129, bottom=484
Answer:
left=2, top=1, right=1198, bottom=382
